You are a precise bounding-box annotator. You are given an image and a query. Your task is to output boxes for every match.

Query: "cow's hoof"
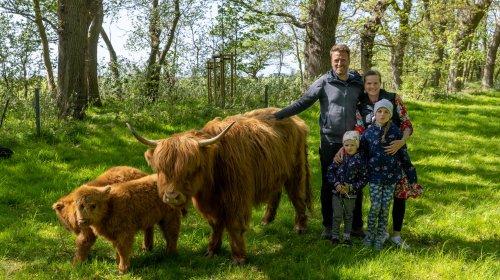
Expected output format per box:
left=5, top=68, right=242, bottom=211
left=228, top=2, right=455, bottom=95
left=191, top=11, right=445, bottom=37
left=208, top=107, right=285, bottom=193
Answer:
left=261, top=218, right=271, bottom=226
left=118, top=264, right=129, bottom=274
left=166, top=248, right=179, bottom=256
left=294, top=226, right=307, bottom=234
left=261, top=214, right=275, bottom=226
left=232, top=256, right=246, bottom=265
left=204, top=250, right=216, bottom=258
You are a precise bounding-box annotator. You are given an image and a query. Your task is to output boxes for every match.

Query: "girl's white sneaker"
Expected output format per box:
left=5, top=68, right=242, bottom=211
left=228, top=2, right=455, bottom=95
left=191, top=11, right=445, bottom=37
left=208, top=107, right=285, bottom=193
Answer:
left=391, top=236, right=410, bottom=249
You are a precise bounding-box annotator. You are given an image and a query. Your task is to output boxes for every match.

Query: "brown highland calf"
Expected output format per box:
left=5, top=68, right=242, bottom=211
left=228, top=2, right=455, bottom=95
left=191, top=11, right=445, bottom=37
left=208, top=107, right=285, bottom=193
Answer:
left=52, top=166, right=151, bottom=263
left=127, top=107, right=312, bottom=264
left=73, top=174, right=181, bottom=273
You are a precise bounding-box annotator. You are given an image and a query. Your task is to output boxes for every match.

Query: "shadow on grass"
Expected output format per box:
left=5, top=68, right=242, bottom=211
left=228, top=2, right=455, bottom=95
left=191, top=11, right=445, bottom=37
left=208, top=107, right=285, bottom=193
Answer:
left=411, top=231, right=500, bottom=261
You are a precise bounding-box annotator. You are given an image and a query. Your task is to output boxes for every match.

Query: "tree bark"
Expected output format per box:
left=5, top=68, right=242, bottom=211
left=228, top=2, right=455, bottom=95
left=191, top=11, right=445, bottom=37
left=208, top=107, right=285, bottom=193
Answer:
left=389, top=0, right=412, bottom=90
left=447, top=0, right=492, bottom=92
left=304, top=0, right=341, bottom=78
left=87, top=0, right=103, bottom=106
left=145, top=0, right=161, bottom=102
left=158, top=0, right=180, bottom=66
left=57, top=0, right=91, bottom=119
left=482, top=16, right=500, bottom=88
left=291, top=25, right=304, bottom=89
left=145, top=0, right=181, bottom=101
left=33, top=0, right=57, bottom=96
left=360, top=0, right=390, bottom=73
left=100, top=27, right=122, bottom=95
left=423, top=0, right=448, bottom=87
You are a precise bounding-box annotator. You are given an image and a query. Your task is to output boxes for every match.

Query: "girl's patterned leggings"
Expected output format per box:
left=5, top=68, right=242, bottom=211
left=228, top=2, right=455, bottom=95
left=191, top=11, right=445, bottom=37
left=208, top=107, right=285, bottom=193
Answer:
left=367, top=183, right=396, bottom=247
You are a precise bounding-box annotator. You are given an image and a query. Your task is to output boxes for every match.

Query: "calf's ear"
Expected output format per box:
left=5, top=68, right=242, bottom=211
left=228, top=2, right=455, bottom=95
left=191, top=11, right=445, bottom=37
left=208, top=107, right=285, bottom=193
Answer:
left=52, top=202, right=64, bottom=211
left=144, top=149, right=157, bottom=171
left=101, top=186, right=112, bottom=194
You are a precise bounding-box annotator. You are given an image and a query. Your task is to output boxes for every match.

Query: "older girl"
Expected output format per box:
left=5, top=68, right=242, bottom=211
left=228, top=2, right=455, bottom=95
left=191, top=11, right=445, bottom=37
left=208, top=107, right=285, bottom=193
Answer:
left=360, top=99, right=417, bottom=250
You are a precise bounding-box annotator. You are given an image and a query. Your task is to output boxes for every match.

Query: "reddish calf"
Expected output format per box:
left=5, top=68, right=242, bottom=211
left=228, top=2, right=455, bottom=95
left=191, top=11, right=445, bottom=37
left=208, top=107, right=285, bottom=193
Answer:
left=73, top=175, right=181, bottom=273
left=52, top=166, right=151, bottom=263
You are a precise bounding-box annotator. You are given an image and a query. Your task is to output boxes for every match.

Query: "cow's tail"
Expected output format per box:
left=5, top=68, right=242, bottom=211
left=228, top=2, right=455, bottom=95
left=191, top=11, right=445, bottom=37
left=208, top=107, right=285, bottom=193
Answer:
left=304, top=144, right=313, bottom=214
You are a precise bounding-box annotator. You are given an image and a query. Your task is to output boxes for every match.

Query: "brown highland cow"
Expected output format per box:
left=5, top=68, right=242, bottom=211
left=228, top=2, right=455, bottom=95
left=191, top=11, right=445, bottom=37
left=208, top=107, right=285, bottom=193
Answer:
left=52, top=166, right=151, bottom=263
left=73, top=174, right=181, bottom=273
left=127, top=107, right=312, bottom=264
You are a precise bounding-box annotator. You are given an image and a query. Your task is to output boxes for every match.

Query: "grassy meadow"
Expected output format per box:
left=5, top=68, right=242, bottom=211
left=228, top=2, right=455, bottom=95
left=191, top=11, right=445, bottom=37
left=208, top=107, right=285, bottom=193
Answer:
left=0, top=89, right=499, bottom=279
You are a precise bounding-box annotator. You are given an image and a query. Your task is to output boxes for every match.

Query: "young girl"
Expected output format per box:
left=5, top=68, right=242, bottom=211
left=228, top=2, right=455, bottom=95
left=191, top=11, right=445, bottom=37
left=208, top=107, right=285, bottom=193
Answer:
left=326, top=131, right=367, bottom=245
left=360, top=99, right=417, bottom=250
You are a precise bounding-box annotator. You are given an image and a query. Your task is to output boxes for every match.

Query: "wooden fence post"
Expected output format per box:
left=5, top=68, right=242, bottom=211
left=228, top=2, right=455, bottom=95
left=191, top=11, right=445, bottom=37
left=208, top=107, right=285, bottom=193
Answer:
left=264, top=84, right=269, bottom=107
left=0, top=98, right=10, bottom=129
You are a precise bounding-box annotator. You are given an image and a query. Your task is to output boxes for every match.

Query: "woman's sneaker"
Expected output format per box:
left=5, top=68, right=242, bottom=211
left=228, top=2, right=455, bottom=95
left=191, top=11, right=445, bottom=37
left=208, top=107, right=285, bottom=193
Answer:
left=390, top=236, right=410, bottom=249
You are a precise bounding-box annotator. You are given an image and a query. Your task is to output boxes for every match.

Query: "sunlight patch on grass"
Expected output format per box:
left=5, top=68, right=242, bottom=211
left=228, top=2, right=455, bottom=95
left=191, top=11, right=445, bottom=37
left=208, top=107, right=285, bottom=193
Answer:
left=425, top=170, right=495, bottom=188
left=0, top=259, right=26, bottom=277
left=342, top=250, right=499, bottom=280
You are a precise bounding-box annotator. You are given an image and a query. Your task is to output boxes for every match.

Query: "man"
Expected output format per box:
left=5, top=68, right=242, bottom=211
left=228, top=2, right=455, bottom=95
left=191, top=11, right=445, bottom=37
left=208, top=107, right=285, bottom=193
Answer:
left=272, top=44, right=365, bottom=239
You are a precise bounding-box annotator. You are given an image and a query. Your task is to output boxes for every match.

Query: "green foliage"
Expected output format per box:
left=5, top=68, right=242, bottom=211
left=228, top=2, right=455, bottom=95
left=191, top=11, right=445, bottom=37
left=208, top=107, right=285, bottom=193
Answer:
left=1, top=88, right=499, bottom=279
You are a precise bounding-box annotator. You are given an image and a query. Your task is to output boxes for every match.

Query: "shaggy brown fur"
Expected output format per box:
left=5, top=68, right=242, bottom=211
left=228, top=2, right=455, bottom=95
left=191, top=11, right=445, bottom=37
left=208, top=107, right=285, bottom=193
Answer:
left=73, top=174, right=181, bottom=273
left=52, top=166, right=151, bottom=263
left=131, top=107, right=311, bottom=264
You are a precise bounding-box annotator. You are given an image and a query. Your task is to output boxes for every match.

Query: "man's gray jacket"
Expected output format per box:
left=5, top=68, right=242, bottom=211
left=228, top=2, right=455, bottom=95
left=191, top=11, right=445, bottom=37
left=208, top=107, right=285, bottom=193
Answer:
left=275, top=70, right=363, bottom=144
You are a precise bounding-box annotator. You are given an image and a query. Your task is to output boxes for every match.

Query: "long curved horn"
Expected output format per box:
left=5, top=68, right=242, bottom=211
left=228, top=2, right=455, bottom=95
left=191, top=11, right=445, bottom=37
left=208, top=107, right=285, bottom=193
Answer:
left=126, top=122, right=158, bottom=147
left=198, top=121, right=236, bottom=147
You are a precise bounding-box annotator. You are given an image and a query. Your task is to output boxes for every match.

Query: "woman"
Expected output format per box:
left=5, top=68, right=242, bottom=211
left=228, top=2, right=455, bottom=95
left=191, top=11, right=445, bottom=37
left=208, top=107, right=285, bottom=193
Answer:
left=357, top=69, right=416, bottom=249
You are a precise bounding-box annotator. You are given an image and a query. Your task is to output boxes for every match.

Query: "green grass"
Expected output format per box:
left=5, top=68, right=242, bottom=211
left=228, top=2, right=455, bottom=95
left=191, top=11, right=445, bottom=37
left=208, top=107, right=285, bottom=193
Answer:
left=0, top=90, right=499, bottom=279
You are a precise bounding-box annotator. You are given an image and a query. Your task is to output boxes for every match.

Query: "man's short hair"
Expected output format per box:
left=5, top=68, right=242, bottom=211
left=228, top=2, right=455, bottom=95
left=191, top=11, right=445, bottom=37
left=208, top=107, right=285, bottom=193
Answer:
left=330, top=44, right=350, bottom=57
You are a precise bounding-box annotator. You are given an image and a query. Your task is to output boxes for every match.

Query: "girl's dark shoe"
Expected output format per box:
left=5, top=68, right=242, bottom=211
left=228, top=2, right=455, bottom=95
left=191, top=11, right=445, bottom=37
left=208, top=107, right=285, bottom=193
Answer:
left=331, top=238, right=340, bottom=245
left=343, top=239, right=353, bottom=246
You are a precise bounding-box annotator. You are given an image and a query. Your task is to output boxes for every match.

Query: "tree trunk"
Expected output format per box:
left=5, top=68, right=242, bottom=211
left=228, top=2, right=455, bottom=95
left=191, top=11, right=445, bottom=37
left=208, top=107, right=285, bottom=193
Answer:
left=33, top=0, right=57, bottom=96
left=145, top=0, right=161, bottom=102
left=429, top=45, right=445, bottom=87
left=144, top=0, right=180, bottom=101
left=158, top=0, right=180, bottom=66
left=389, top=0, right=412, bottom=90
left=291, top=25, right=304, bottom=89
left=360, top=0, right=390, bottom=73
left=100, top=28, right=122, bottom=95
left=482, top=16, right=500, bottom=88
left=22, top=56, right=28, bottom=98
left=447, top=0, right=492, bottom=92
left=57, top=0, right=91, bottom=119
left=304, top=0, right=341, bottom=78
left=423, top=0, right=448, bottom=88
left=87, top=0, right=103, bottom=106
